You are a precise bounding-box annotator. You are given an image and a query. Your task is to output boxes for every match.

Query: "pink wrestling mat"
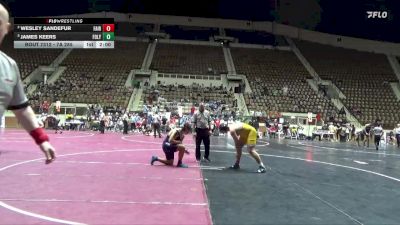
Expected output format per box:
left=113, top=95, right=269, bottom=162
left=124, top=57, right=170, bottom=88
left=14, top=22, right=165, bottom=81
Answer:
left=0, top=129, right=212, bottom=225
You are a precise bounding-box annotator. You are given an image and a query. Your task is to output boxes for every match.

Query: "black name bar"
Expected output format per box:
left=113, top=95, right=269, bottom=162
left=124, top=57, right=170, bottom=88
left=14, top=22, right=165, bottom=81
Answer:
left=14, top=25, right=104, bottom=32
left=14, top=32, right=105, bottom=41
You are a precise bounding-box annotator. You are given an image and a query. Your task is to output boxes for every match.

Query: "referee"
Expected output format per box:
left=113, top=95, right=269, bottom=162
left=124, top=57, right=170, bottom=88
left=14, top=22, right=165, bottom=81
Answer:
left=192, top=103, right=211, bottom=162
left=0, top=3, right=55, bottom=164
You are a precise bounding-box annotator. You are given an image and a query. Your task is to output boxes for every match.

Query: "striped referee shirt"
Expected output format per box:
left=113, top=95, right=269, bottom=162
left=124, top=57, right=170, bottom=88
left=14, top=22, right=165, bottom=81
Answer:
left=192, top=110, right=211, bottom=129
left=0, top=51, right=29, bottom=117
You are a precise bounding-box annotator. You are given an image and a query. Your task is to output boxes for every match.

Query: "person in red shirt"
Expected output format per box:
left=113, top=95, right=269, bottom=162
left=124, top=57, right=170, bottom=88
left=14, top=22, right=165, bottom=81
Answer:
left=191, top=105, right=196, bottom=116
left=316, top=113, right=321, bottom=124
left=213, top=118, right=221, bottom=136
left=41, top=101, right=50, bottom=113
left=215, top=118, right=221, bottom=129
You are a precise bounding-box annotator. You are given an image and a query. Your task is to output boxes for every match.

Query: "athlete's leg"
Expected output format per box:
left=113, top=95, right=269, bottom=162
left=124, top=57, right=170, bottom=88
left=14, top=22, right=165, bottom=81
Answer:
left=235, top=143, right=244, bottom=166
left=155, top=157, right=173, bottom=166
left=176, top=144, right=188, bottom=168
left=247, top=145, right=266, bottom=173
left=247, top=145, right=263, bottom=166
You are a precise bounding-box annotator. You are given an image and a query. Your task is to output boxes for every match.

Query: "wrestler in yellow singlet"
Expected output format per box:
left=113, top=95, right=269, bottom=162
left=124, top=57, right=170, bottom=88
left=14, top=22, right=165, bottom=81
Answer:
left=237, top=123, right=258, bottom=146
left=227, top=122, right=266, bottom=173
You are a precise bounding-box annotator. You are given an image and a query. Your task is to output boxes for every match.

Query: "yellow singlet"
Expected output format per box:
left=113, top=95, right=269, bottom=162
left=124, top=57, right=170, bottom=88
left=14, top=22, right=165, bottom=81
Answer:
left=238, top=123, right=257, bottom=146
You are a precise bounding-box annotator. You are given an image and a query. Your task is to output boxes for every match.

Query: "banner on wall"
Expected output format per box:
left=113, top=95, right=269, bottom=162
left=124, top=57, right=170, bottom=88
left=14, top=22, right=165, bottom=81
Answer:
left=308, top=112, right=313, bottom=122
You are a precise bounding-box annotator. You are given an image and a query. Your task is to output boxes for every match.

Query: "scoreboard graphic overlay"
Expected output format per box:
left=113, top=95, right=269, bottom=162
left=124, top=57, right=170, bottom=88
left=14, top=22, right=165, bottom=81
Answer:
left=14, top=18, right=115, bottom=49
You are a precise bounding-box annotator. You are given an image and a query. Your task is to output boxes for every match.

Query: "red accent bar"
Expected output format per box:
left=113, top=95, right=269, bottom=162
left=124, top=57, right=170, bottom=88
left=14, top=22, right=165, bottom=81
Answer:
left=102, top=24, right=115, bottom=32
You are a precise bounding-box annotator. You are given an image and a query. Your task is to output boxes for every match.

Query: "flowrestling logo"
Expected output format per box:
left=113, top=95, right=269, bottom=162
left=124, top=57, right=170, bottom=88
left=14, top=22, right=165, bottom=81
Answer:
left=366, top=11, right=388, bottom=19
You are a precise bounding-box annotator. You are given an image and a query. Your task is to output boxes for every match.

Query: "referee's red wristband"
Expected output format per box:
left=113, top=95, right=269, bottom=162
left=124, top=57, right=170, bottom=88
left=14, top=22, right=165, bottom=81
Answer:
left=29, top=128, right=49, bottom=145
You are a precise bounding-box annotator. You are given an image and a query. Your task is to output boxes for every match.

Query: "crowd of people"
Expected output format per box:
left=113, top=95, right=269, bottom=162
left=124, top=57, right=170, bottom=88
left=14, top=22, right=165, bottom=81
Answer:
left=310, top=120, right=400, bottom=150
left=36, top=100, right=400, bottom=155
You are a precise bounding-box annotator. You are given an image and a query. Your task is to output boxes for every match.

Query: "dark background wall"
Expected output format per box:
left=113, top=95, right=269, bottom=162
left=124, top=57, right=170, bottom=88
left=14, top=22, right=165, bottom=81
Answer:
left=1, top=0, right=399, bottom=42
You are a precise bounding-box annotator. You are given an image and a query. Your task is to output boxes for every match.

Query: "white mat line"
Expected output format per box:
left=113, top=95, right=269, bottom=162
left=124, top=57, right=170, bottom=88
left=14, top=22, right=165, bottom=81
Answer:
left=0, top=198, right=208, bottom=206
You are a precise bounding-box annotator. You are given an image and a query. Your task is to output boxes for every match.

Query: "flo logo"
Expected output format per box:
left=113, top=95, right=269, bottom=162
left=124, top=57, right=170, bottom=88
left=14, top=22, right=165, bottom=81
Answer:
left=366, top=11, right=388, bottom=19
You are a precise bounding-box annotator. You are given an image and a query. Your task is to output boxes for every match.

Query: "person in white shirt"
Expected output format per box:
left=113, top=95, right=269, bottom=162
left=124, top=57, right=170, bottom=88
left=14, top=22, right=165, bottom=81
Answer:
left=282, top=86, right=288, bottom=96
left=192, top=103, right=212, bottom=161
left=0, top=3, right=55, bottom=163
left=152, top=113, right=162, bottom=138
left=345, top=125, right=350, bottom=141
left=395, top=124, right=400, bottom=148
left=328, top=123, right=336, bottom=141
left=152, top=105, right=158, bottom=114
left=373, top=124, right=384, bottom=151
left=53, top=114, right=63, bottom=134
left=99, top=110, right=105, bottom=134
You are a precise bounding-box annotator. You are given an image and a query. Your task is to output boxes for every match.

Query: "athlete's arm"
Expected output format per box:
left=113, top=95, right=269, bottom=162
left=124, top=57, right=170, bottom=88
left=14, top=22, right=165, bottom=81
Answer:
left=168, top=130, right=182, bottom=145
left=207, top=112, right=212, bottom=135
left=9, top=67, right=55, bottom=164
left=12, top=106, right=56, bottom=164
left=12, top=106, right=38, bottom=131
left=229, top=123, right=243, bottom=143
left=192, top=113, right=197, bottom=135
left=207, top=112, right=211, bottom=129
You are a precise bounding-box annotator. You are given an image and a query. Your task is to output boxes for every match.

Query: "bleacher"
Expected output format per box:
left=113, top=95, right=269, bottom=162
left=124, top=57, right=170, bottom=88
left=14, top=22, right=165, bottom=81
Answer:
left=160, top=25, right=219, bottom=41
left=29, top=41, right=148, bottom=108
left=12, top=24, right=396, bottom=128
left=231, top=47, right=338, bottom=119
left=225, top=29, right=282, bottom=46
left=0, top=36, right=62, bottom=79
left=141, top=84, right=235, bottom=114
left=151, top=43, right=226, bottom=75
left=296, top=40, right=400, bottom=128
left=116, top=23, right=154, bottom=37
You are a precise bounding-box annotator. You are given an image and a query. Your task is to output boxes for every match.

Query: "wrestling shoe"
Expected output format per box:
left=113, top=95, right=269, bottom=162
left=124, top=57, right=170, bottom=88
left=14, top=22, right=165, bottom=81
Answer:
left=177, top=163, right=188, bottom=168
left=150, top=156, right=158, bottom=165
left=257, top=166, right=267, bottom=173
left=202, top=157, right=211, bottom=163
left=229, top=163, right=240, bottom=170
